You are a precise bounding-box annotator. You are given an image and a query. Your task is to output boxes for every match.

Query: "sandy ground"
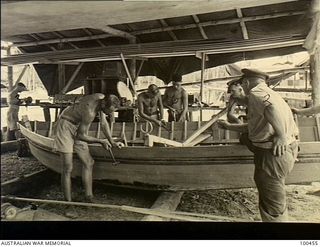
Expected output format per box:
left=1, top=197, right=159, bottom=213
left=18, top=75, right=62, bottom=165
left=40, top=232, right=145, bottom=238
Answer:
left=1, top=152, right=320, bottom=222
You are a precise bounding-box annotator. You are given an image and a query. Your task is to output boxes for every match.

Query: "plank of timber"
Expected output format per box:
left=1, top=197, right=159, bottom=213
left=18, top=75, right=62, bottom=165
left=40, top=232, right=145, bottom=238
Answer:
left=170, top=121, right=174, bottom=140
left=48, top=122, right=53, bottom=138
left=183, top=121, right=188, bottom=141
left=145, top=134, right=183, bottom=147
left=0, top=140, right=19, bottom=154
left=183, top=107, right=228, bottom=145
left=96, top=122, right=101, bottom=138
left=132, top=122, right=137, bottom=141
left=316, top=116, right=320, bottom=141
left=185, top=133, right=211, bottom=147
left=34, top=120, right=37, bottom=134
left=142, top=191, right=184, bottom=221
left=2, top=195, right=248, bottom=222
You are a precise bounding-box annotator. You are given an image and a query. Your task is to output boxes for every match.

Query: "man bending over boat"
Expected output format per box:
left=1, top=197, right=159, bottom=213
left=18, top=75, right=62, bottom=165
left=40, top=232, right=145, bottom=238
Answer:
left=137, top=84, right=165, bottom=127
left=218, top=68, right=299, bottom=222
left=53, top=93, right=122, bottom=202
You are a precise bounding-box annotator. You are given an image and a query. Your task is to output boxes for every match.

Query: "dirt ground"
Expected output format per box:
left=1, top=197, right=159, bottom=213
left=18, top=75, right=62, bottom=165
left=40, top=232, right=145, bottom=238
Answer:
left=1, top=152, right=320, bottom=222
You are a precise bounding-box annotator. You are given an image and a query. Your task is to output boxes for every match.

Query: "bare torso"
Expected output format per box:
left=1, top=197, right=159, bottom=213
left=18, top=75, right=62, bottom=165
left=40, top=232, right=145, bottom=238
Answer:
left=138, top=92, right=161, bottom=116
left=164, top=87, right=186, bottom=112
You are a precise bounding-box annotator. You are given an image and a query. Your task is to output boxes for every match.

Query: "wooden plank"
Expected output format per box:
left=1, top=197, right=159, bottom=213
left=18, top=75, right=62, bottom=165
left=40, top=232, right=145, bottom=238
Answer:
left=96, top=122, right=101, bottom=138
left=34, top=120, right=37, bottom=133
left=48, top=122, right=53, bottom=138
left=132, top=122, right=137, bottom=141
left=145, top=134, right=183, bottom=147
left=185, top=133, right=211, bottom=147
left=142, top=191, right=184, bottom=221
left=183, top=120, right=188, bottom=141
left=170, top=121, right=174, bottom=140
left=316, top=116, right=320, bottom=141
left=183, top=107, right=228, bottom=145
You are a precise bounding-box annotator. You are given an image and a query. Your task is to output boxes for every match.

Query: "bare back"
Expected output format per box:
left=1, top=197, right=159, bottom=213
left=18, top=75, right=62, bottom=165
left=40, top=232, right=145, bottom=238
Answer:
left=60, top=93, right=104, bottom=128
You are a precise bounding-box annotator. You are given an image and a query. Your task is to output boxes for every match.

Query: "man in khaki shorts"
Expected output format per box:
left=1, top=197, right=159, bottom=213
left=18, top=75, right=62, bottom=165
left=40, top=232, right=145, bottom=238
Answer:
left=54, top=93, right=122, bottom=202
left=218, top=68, right=299, bottom=222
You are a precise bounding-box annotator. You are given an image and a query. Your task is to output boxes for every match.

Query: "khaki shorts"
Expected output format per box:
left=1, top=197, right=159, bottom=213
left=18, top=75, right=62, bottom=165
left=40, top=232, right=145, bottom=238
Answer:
left=7, top=106, right=19, bottom=130
left=53, top=119, right=89, bottom=154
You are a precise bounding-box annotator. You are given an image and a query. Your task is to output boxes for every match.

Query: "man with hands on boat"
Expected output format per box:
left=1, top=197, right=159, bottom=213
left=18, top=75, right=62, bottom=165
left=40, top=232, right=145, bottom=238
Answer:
left=137, top=84, right=166, bottom=127
left=53, top=93, right=122, bottom=202
left=6, top=82, right=28, bottom=141
left=217, top=68, right=299, bottom=222
left=163, top=74, right=189, bottom=122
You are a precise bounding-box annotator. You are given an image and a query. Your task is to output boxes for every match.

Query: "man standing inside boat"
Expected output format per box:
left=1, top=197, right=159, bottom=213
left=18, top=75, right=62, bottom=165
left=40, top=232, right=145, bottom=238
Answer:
left=137, top=84, right=165, bottom=126
left=163, top=74, right=188, bottom=122
left=6, top=82, right=28, bottom=141
left=218, top=68, right=298, bottom=222
left=53, top=93, right=122, bottom=202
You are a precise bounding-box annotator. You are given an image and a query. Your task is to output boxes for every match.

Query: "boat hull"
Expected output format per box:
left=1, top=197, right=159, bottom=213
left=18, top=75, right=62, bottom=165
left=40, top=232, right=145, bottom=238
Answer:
left=21, top=124, right=320, bottom=190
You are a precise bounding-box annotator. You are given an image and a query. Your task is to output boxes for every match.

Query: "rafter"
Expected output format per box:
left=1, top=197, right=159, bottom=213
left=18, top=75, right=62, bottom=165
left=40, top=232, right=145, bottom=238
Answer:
left=159, top=19, right=178, bottom=41
left=53, top=31, right=79, bottom=49
left=2, top=36, right=305, bottom=66
left=11, top=10, right=305, bottom=48
left=192, top=15, right=208, bottom=39
left=236, top=8, right=249, bottom=40
left=95, top=25, right=136, bottom=42
left=83, top=28, right=106, bottom=47
left=29, top=33, right=57, bottom=51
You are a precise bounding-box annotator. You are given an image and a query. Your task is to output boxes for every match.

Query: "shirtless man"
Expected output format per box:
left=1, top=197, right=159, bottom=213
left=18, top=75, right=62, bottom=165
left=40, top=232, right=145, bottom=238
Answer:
left=6, top=83, right=28, bottom=141
left=137, top=84, right=164, bottom=126
left=163, top=74, right=188, bottom=122
left=53, top=93, right=122, bottom=202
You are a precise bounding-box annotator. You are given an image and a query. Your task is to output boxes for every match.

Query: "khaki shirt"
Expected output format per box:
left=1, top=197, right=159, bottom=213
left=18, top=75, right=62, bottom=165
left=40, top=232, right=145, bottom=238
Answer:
left=247, top=83, right=298, bottom=149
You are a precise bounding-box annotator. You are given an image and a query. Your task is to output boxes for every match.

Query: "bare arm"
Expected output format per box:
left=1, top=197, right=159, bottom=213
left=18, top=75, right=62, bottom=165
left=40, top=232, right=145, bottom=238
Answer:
left=217, top=120, right=248, bottom=132
left=76, top=117, right=105, bottom=144
left=265, top=104, right=287, bottom=156
left=157, top=93, right=164, bottom=120
left=99, top=111, right=114, bottom=145
left=178, top=90, right=188, bottom=122
left=227, top=101, right=242, bottom=124
left=292, top=105, right=320, bottom=116
left=138, top=95, right=161, bottom=126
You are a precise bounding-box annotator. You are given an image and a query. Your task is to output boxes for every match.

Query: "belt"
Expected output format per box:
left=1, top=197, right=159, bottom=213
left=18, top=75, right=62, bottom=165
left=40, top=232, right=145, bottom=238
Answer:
left=60, top=116, right=78, bottom=125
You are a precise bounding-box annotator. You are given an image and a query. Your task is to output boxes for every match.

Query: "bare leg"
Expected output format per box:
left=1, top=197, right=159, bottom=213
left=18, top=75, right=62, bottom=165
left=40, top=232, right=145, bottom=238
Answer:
left=60, top=153, right=73, bottom=201
left=75, top=145, right=94, bottom=198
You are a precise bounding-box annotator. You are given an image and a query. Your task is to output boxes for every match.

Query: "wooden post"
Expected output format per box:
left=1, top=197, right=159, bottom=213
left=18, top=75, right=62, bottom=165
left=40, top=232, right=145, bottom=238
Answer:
left=61, top=63, right=84, bottom=94
left=58, top=64, right=65, bottom=93
left=7, top=47, right=13, bottom=90
left=14, top=65, right=29, bottom=86
left=200, top=52, right=206, bottom=121
left=303, top=1, right=320, bottom=111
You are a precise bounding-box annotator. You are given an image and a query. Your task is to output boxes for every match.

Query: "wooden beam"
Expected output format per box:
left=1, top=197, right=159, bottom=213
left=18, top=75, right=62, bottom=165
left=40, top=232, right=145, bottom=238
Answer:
left=145, top=134, right=183, bottom=147
left=6, top=47, right=13, bottom=90
left=11, top=10, right=305, bottom=48
left=83, top=28, right=106, bottom=47
left=236, top=8, right=249, bottom=40
left=52, top=31, right=79, bottom=49
left=58, top=64, right=65, bottom=93
left=142, top=191, right=184, bottom=221
left=159, top=19, right=178, bottom=41
left=3, top=36, right=305, bottom=65
left=120, top=53, right=136, bottom=97
left=182, top=107, right=228, bottom=145
left=96, top=25, right=136, bottom=42
left=200, top=52, right=206, bottom=121
left=14, top=65, right=29, bottom=85
left=60, top=62, right=84, bottom=94
left=192, top=15, right=208, bottom=39
left=29, top=33, right=56, bottom=51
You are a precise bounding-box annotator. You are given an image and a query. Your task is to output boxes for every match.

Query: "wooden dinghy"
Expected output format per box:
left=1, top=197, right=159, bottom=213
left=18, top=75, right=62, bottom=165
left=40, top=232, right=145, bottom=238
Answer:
left=18, top=116, right=320, bottom=191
